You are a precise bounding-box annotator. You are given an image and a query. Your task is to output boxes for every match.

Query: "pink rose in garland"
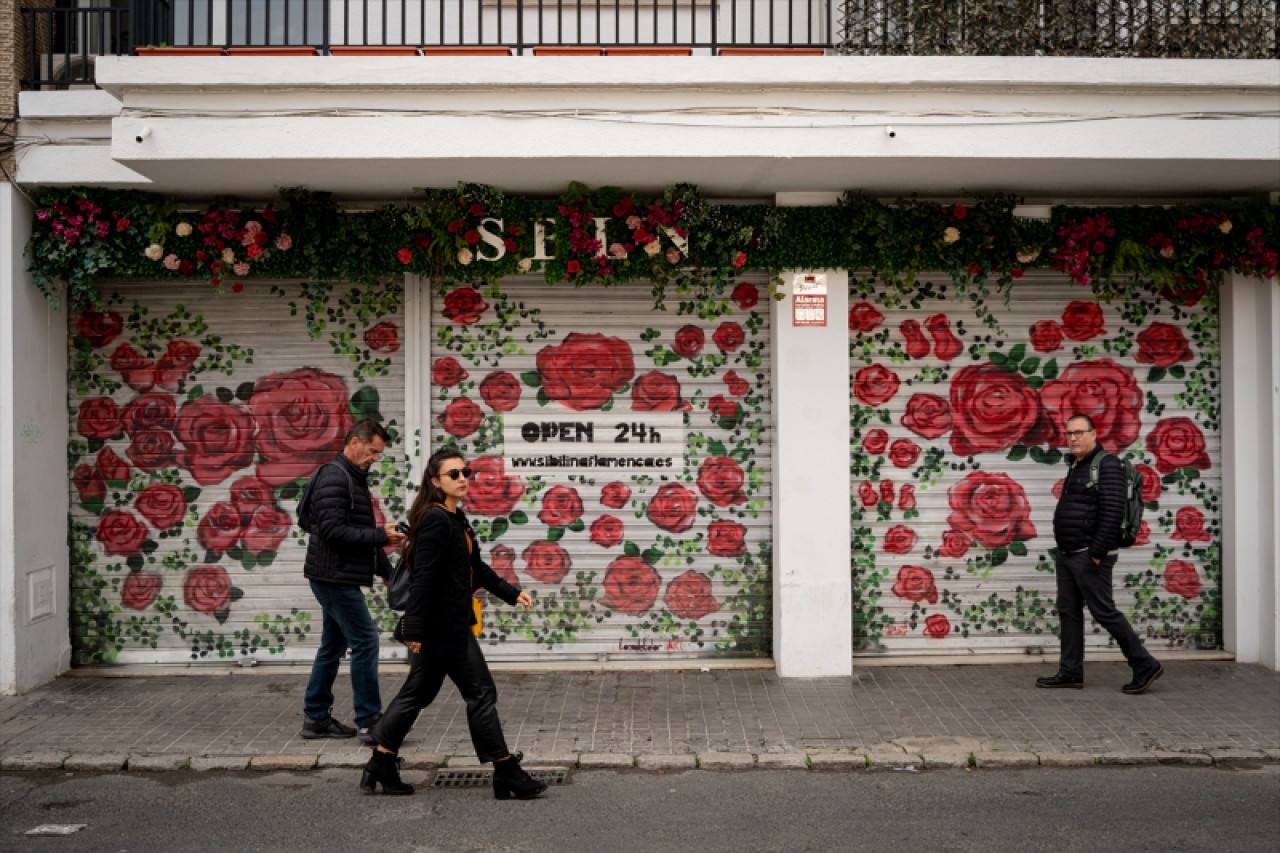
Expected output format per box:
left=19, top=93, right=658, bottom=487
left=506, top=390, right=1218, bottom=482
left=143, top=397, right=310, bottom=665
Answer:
left=1135, top=322, right=1193, bottom=368
left=1147, top=417, right=1211, bottom=474
left=672, top=325, right=705, bottom=359
left=631, top=372, right=686, bottom=412
left=439, top=397, right=484, bottom=438
left=127, top=427, right=177, bottom=472
left=697, top=456, right=747, bottom=507
left=712, top=322, right=745, bottom=353
left=1171, top=506, right=1212, bottom=543
left=539, top=485, right=584, bottom=528
left=707, top=518, right=747, bottom=557
left=600, top=481, right=631, bottom=510
left=184, top=565, right=232, bottom=616
left=464, top=456, right=525, bottom=516
left=521, top=541, right=571, bottom=584
left=1029, top=320, right=1064, bottom=353
left=176, top=396, right=255, bottom=486
left=363, top=322, right=401, bottom=355
left=249, top=368, right=353, bottom=487
left=122, top=393, right=176, bottom=435
left=848, top=302, right=884, bottom=333
left=490, top=545, right=518, bottom=586
left=442, top=287, right=489, bottom=324
left=1163, top=560, right=1202, bottom=600
left=902, top=393, right=952, bottom=440
left=853, top=365, right=900, bottom=407
left=589, top=515, right=623, bottom=548
left=76, top=309, right=124, bottom=348
left=924, top=613, right=951, bottom=639
left=109, top=342, right=156, bottom=392
left=1039, top=360, right=1142, bottom=450
left=479, top=371, right=521, bottom=412
left=121, top=571, right=162, bottom=610
left=95, top=510, right=149, bottom=557
left=883, top=525, right=917, bottom=554
left=198, top=501, right=244, bottom=553
left=946, top=471, right=1036, bottom=549
left=432, top=357, right=468, bottom=388
left=645, top=483, right=698, bottom=533
left=153, top=339, right=202, bottom=389
left=1060, top=301, right=1104, bottom=341
left=242, top=506, right=291, bottom=555
left=77, top=397, right=122, bottom=440
left=536, top=333, right=635, bottom=411
left=891, top=566, right=937, bottom=604
left=602, top=556, right=661, bottom=614
left=134, top=484, right=187, bottom=530
left=949, top=364, right=1048, bottom=456
left=664, top=570, right=720, bottom=620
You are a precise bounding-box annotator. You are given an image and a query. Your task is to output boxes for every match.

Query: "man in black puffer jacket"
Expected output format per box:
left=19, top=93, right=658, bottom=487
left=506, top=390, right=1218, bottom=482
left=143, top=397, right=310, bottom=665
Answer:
left=300, top=419, right=405, bottom=742
left=1038, top=414, right=1163, bottom=694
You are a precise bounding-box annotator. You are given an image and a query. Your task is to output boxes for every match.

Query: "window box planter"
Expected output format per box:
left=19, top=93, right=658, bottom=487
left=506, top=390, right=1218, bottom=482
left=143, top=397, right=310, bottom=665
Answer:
left=225, top=46, right=320, bottom=56
left=135, top=47, right=224, bottom=56
left=329, top=46, right=420, bottom=56
left=420, top=46, right=513, bottom=56
left=604, top=47, right=693, bottom=56
left=532, top=46, right=604, bottom=55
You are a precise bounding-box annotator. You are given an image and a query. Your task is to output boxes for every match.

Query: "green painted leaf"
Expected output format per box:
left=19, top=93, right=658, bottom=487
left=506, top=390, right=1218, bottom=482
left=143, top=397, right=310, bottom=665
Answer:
left=568, top=518, right=585, bottom=533
left=235, top=381, right=256, bottom=401
left=256, top=550, right=276, bottom=567
left=126, top=553, right=143, bottom=571
left=1147, top=367, right=1167, bottom=383
left=623, top=541, right=640, bottom=557
left=547, top=526, right=565, bottom=543
left=491, top=517, right=510, bottom=538
left=1020, top=356, right=1041, bottom=374
left=241, top=551, right=257, bottom=570
left=187, top=384, right=204, bottom=401
left=1007, top=344, right=1027, bottom=365
left=1024, top=375, right=1044, bottom=390
left=182, top=487, right=201, bottom=503
left=708, top=440, right=727, bottom=457
left=520, top=371, right=542, bottom=388
left=350, top=386, right=381, bottom=420
left=87, top=437, right=105, bottom=453
left=991, top=547, right=1009, bottom=567
left=215, top=386, right=234, bottom=404
left=1169, top=365, right=1186, bottom=379
left=988, top=352, right=1008, bottom=367
left=537, top=389, right=550, bottom=406
left=142, top=539, right=158, bottom=555
left=1042, top=359, right=1059, bottom=380
left=80, top=498, right=104, bottom=515
left=214, top=608, right=230, bottom=625
left=1007, top=445, right=1028, bottom=462
left=509, top=510, right=528, bottom=525
left=226, top=545, right=244, bottom=561
left=642, top=547, right=664, bottom=566
left=1010, top=541, right=1028, bottom=557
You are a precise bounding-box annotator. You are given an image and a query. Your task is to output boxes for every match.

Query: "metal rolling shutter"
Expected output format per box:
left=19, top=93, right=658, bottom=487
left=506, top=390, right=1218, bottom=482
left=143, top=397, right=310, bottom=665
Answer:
left=67, top=280, right=405, bottom=665
left=849, top=272, right=1222, bottom=657
left=426, top=275, right=773, bottom=662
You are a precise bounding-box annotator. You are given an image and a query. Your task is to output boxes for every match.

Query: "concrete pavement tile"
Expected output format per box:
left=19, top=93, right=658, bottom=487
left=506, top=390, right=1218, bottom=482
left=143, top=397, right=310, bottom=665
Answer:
left=447, top=756, right=484, bottom=768
left=754, top=753, right=809, bottom=770
left=1036, top=753, right=1098, bottom=767
left=65, top=753, right=129, bottom=771
left=636, top=754, right=697, bottom=771
left=895, top=737, right=988, bottom=755
left=1, top=752, right=69, bottom=770
left=190, top=756, right=252, bottom=771
left=1262, top=749, right=1280, bottom=762
left=867, top=752, right=920, bottom=770
left=1208, top=749, right=1267, bottom=766
left=315, top=752, right=370, bottom=769
left=1152, top=751, right=1212, bottom=766
left=579, top=753, right=635, bottom=769
left=1097, top=751, right=1158, bottom=766
left=698, top=752, right=755, bottom=771
left=128, top=755, right=188, bottom=771
left=810, top=752, right=868, bottom=771
left=250, top=755, right=317, bottom=771
left=399, top=752, right=446, bottom=770
left=973, top=751, right=1040, bottom=768
left=921, top=751, right=972, bottom=769
left=524, top=753, right=579, bottom=768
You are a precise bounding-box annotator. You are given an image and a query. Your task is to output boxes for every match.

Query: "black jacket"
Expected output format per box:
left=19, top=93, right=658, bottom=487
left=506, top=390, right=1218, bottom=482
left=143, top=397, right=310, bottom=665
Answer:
left=1052, top=445, right=1126, bottom=560
left=400, top=505, right=520, bottom=658
left=302, top=454, right=391, bottom=586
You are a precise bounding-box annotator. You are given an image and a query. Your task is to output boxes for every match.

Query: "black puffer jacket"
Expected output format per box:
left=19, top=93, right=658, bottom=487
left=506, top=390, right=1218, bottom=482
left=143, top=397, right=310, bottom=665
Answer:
left=302, top=454, right=391, bottom=586
left=400, top=505, right=520, bottom=658
left=1052, top=445, right=1126, bottom=560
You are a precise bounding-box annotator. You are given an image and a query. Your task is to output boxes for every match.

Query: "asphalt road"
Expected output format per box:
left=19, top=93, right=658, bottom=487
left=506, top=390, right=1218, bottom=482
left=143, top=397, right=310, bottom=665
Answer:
left=3, top=765, right=1278, bottom=852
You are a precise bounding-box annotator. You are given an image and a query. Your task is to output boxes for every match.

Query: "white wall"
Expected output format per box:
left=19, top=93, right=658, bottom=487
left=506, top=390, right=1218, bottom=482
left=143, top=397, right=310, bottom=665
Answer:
left=1221, top=273, right=1280, bottom=670
left=0, top=183, right=72, bottom=694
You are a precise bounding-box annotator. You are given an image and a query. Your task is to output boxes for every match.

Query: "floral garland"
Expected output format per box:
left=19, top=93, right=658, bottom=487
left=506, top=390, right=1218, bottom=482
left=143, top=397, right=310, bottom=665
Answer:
left=27, top=184, right=1278, bottom=310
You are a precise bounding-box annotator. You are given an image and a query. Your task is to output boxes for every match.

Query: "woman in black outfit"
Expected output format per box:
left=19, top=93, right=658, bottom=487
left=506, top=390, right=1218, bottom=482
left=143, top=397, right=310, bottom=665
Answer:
left=360, top=448, right=547, bottom=800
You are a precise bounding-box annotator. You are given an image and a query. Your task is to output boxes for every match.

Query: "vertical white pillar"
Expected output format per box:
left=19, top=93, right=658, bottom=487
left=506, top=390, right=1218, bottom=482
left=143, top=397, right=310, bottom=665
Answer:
left=0, top=183, right=72, bottom=693
left=771, top=192, right=852, bottom=677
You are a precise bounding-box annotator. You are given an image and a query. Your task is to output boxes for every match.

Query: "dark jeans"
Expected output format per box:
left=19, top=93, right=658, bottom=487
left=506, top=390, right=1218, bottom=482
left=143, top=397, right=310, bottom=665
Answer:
left=303, top=580, right=382, bottom=727
left=371, top=634, right=510, bottom=763
left=1055, top=550, right=1158, bottom=678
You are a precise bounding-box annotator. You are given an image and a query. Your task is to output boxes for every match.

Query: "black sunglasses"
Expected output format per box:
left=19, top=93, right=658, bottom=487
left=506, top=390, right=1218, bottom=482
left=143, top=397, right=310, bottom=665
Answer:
left=442, top=467, right=472, bottom=481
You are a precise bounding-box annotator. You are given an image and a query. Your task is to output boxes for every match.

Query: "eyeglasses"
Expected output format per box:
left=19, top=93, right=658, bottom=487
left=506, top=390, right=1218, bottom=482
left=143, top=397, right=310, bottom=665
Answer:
left=441, top=467, right=472, bottom=481
left=1065, top=429, right=1094, bottom=439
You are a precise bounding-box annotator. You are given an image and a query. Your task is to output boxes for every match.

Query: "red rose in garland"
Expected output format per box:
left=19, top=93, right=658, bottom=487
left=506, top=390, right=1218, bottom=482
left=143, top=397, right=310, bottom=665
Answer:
left=1060, top=301, right=1104, bottom=341
left=1135, top=464, right=1161, bottom=504
left=891, top=566, right=938, bottom=604
left=949, top=363, right=1047, bottom=456
left=198, top=501, right=244, bottom=553
left=242, top=506, right=291, bottom=555
left=229, top=476, right=273, bottom=518
left=479, top=371, right=521, bottom=412
left=730, top=282, right=759, bottom=309
left=75, top=309, right=124, bottom=348
left=432, top=357, right=468, bottom=388
left=95, top=510, right=149, bottom=557
left=601, top=556, right=661, bottom=614
left=861, top=428, right=889, bottom=455
left=697, top=456, right=747, bottom=507
left=937, top=530, right=971, bottom=559
left=1147, top=417, right=1211, bottom=473
left=712, top=322, right=745, bottom=353
left=1029, top=320, right=1064, bottom=353
left=645, top=483, right=699, bottom=533
left=600, top=481, right=631, bottom=510
left=184, top=565, right=232, bottom=616
left=923, top=613, right=951, bottom=640
left=853, top=365, right=900, bottom=407
left=724, top=370, right=750, bottom=397
left=901, top=394, right=951, bottom=440
left=442, top=287, right=490, bottom=324
left=464, top=456, right=525, bottom=516
left=889, top=439, right=920, bottom=469
left=121, top=392, right=176, bottom=435
left=363, top=321, right=401, bottom=355
left=946, top=471, right=1037, bottom=549
left=589, top=515, right=624, bottom=548
left=127, top=427, right=177, bottom=472
left=110, top=342, right=156, bottom=392
left=76, top=397, right=122, bottom=440
left=121, top=571, right=162, bottom=610
left=97, top=446, right=130, bottom=482
left=848, top=302, right=884, bottom=333
left=672, top=325, right=705, bottom=359
left=249, top=368, right=353, bottom=487
left=439, top=397, right=483, bottom=438
left=538, top=485, right=584, bottom=528
left=883, top=525, right=917, bottom=554
left=1159, top=280, right=1207, bottom=306
left=490, top=545, right=518, bottom=586
left=1171, top=506, right=1212, bottom=543
left=536, top=332, right=635, bottom=411
left=707, top=518, right=747, bottom=557
left=631, top=372, right=685, bottom=412
left=73, top=464, right=105, bottom=502
left=134, top=484, right=187, bottom=530
left=1163, top=560, right=1202, bottom=600
left=1135, top=322, right=1194, bottom=368
left=664, top=570, right=720, bottom=620
left=176, top=396, right=255, bottom=486
left=521, top=541, right=571, bottom=584
left=153, top=339, right=202, bottom=389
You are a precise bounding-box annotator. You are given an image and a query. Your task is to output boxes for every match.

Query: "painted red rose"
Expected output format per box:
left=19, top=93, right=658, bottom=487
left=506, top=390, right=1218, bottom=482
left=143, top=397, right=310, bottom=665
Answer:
left=135, top=484, right=187, bottom=530
left=888, top=439, right=921, bottom=469
left=731, top=282, right=759, bottom=309
left=1060, top=301, right=1105, bottom=341
left=924, top=613, right=951, bottom=640
left=121, top=571, right=162, bottom=610
left=949, top=363, right=1047, bottom=456
left=97, top=447, right=130, bottom=483
left=176, top=396, right=255, bottom=486
left=490, top=545, right=518, bottom=586
left=891, top=566, right=938, bottom=604
left=1147, top=417, right=1211, bottom=473
left=946, top=471, right=1037, bottom=549
left=95, top=510, right=149, bottom=557
left=1163, top=560, right=1202, bottom=600
left=77, top=397, right=122, bottom=441
left=601, top=556, right=661, bottom=614
left=664, top=570, right=720, bottom=620
left=127, top=427, right=177, bottom=472
left=853, top=365, right=900, bottom=407
left=479, top=371, right=521, bottom=412
left=898, top=484, right=916, bottom=511
left=110, top=342, right=156, bottom=392
left=600, top=481, right=631, bottom=510
left=1160, top=280, right=1207, bottom=306
left=938, top=530, right=971, bottom=559
left=432, top=357, right=468, bottom=388
left=900, top=319, right=930, bottom=360
left=1029, top=320, right=1064, bottom=353
left=646, top=483, right=699, bottom=533
left=363, top=321, right=401, bottom=355
left=184, top=565, right=232, bottom=615
left=706, top=519, right=747, bottom=557
left=522, top=540, right=571, bottom=584
left=537, top=332, right=635, bottom=411
left=464, top=456, right=526, bottom=516
left=879, top=479, right=895, bottom=504
left=707, top=394, right=737, bottom=420
left=1171, top=506, right=1212, bottom=543
left=1135, top=322, right=1193, bottom=368
left=230, top=476, right=273, bottom=518
left=73, top=464, right=105, bottom=502
left=76, top=309, right=124, bottom=348
left=198, top=502, right=244, bottom=553
left=589, top=515, right=624, bottom=548
left=153, top=340, right=202, bottom=390
left=925, top=314, right=963, bottom=362
left=439, top=397, right=483, bottom=437
left=902, top=394, right=951, bottom=440
left=1134, top=520, right=1151, bottom=546
left=249, top=368, right=353, bottom=487
left=442, top=287, right=490, bottom=324
left=632, top=372, right=685, bottom=412
left=672, top=325, right=705, bottom=359
left=848, top=302, right=884, bottom=333
left=712, top=322, right=745, bottom=353
left=862, top=428, right=889, bottom=455
left=697, top=456, right=747, bottom=507
left=883, top=525, right=917, bottom=554
left=724, top=370, right=750, bottom=397
left=1135, top=464, right=1162, bottom=504
left=539, top=485, right=584, bottom=528
left=858, top=481, right=878, bottom=507
left=122, top=393, right=176, bottom=435
left=242, top=506, right=291, bottom=555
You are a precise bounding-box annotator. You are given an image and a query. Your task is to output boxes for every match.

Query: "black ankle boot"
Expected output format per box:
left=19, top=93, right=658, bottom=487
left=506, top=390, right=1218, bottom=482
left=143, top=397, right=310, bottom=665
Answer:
left=360, top=750, right=414, bottom=795
left=492, top=753, right=547, bottom=801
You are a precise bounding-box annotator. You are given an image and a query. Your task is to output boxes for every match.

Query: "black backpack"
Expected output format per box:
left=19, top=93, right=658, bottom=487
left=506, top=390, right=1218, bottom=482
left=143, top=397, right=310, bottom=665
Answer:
left=296, top=461, right=353, bottom=534
left=1086, top=451, right=1145, bottom=548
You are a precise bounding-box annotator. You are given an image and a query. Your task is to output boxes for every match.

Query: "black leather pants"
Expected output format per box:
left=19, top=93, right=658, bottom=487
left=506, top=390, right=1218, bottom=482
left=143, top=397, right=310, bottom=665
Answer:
left=370, top=634, right=510, bottom=763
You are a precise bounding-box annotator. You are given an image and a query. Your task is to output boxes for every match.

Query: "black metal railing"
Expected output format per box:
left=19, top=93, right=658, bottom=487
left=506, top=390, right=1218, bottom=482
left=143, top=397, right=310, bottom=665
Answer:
left=22, top=6, right=131, bottom=90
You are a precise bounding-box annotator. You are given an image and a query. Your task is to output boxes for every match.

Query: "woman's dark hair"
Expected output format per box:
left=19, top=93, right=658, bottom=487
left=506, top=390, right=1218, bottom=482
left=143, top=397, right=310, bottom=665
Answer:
left=401, top=447, right=466, bottom=564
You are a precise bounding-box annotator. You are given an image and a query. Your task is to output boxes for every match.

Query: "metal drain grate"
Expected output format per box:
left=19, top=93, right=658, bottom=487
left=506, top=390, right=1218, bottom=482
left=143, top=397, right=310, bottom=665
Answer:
left=431, top=767, right=571, bottom=789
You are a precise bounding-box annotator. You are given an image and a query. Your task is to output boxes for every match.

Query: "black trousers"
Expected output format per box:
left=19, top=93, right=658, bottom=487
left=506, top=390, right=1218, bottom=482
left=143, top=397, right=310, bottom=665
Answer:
left=370, top=634, right=510, bottom=762
left=1055, top=549, right=1157, bottom=678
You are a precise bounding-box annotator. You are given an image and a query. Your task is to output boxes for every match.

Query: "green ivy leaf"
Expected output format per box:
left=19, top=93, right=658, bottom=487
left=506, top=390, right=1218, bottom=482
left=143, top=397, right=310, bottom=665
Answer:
left=1007, top=446, right=1028, bottom=462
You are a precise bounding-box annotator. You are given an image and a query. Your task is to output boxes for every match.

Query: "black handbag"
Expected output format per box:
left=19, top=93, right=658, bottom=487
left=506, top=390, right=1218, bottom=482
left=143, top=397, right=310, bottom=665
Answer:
left=386, top=552, right=411, bottom=611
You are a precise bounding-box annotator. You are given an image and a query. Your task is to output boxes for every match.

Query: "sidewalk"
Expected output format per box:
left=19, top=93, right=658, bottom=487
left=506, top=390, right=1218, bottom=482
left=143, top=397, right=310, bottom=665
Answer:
left=2, top=661, right=1277, bottom=772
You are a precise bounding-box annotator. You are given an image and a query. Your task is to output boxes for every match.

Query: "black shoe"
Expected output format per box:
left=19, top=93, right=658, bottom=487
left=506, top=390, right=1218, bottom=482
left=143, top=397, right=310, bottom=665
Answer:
left=1035, top=673, right=1084, bottom=689
left=300, top=715, right=356, bottom=739
left=357, top=713, right=382, bottom=745
left=360, top=750, right=414, bottom=795
left=493, top=753, right=547, bottom=801
left=1122, top=663, right=1164, bottom=695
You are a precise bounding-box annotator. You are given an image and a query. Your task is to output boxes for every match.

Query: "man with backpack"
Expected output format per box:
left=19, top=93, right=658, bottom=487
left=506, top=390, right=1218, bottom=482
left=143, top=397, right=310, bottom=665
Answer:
left=299, top=419, right=406, bottom=742
left=1038, top=413, right=1164, bottom=694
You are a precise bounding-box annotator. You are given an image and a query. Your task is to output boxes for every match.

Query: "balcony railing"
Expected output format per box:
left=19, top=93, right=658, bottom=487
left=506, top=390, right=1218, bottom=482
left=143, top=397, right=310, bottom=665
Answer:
left=19, top=1, right=1279, bottom=90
